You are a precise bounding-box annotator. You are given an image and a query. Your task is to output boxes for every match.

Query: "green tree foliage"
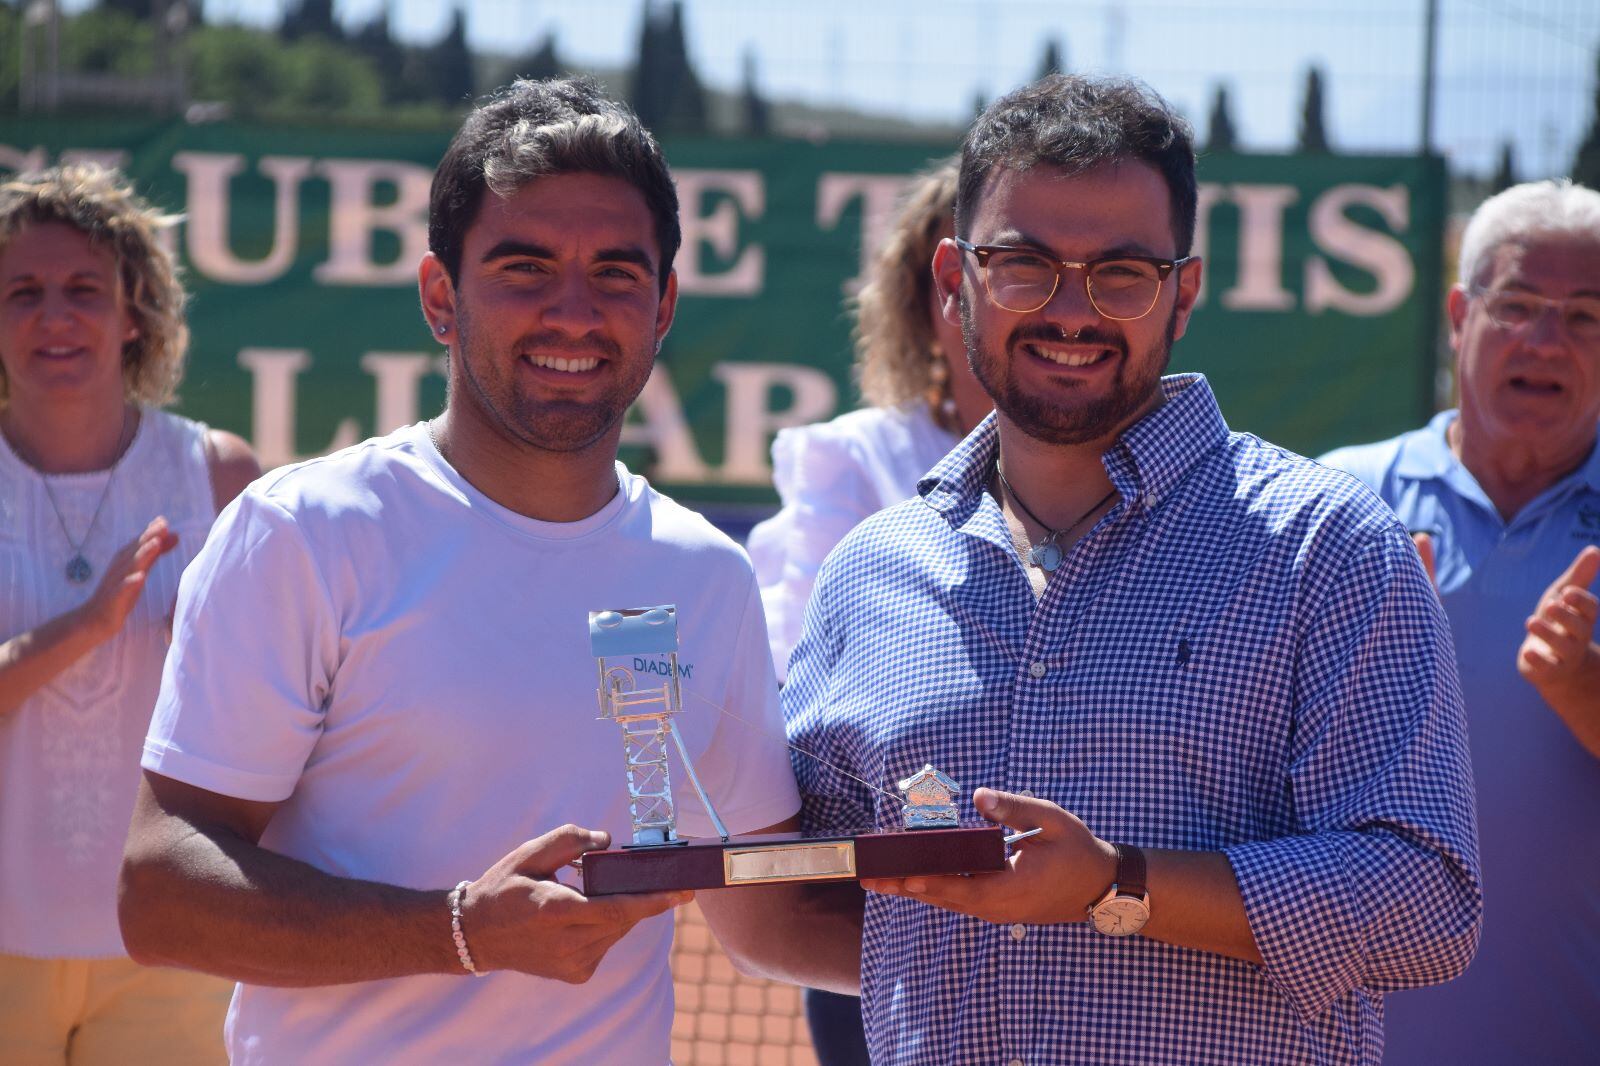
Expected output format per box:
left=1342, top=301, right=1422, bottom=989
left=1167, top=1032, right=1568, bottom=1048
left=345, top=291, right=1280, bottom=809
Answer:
left=1574, top=44, right=1600, bottom=189
left=517, top=33, right=565, bottom=82
left=280, top=35, right=382, bottom=112
left=0, top=10, right=18, bottom=113
left=1035, top=38, right=1065, bottom=81
left=188, top=24, right=381, bottom=118
left=14, top=0, right=469, bottom=122
left=349, top=6, right=408, bottom=104
left=1207, top=84, right=1238, bottom=152
left=99, top=0, right=154, bottom=19
left=66, top=7, right=156, bottom=77
left=630, top=0, right=707, bottom=134
left=1298, top=66, right=1330, bottom=153
left=280, top=0, right=340, bottom=43
left=428, top=6, right=476, bottom=107
left=187, top=25, right=287, bottom=116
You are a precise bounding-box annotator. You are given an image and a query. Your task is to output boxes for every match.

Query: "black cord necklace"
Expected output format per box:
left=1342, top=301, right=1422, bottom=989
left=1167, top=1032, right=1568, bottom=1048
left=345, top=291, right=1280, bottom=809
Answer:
left=995, top=461, right=1117, bottom=572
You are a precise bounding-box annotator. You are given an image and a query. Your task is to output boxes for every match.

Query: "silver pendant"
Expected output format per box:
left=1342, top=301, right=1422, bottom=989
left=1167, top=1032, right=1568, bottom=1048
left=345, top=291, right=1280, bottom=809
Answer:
left=65, top=554, right=93, bottom=583
left=1029, top=542, right=1063, bottom=572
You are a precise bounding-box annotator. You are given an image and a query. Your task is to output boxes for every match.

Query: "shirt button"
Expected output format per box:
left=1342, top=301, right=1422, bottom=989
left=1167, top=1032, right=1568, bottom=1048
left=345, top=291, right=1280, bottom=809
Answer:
left=1028, top=661, right=1046, bottom=678
left=1019, top=789, right=1035, bottom=798
left=1010, top=923, right=1027, bottom=941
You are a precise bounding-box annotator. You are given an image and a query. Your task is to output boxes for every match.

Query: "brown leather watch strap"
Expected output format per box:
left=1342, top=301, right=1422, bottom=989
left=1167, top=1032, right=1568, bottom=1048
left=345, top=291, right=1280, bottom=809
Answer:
left=1114, top=843, right=1147, bottom=899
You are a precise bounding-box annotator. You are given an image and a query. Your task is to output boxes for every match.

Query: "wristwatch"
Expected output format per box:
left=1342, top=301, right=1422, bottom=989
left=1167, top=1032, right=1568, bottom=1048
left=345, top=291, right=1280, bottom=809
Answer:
left=1087, top=843, right=1149, bottom=937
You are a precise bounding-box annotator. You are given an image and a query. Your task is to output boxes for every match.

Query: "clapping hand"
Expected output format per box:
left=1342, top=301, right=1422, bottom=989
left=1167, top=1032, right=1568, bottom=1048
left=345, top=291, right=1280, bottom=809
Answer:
left=83, top=517, right=178, bottom=641
left=1518, top=545, right=1600, bottom=709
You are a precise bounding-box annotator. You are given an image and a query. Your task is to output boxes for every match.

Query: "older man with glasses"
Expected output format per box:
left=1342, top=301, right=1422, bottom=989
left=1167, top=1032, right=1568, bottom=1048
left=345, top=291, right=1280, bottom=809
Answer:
left=1322, top=179, right=1600, bottom=1066
left=765, top=74, right=1481, bottom=1066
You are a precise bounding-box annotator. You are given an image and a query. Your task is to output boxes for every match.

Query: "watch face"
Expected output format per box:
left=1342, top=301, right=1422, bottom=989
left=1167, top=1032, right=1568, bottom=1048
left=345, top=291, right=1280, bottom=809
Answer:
left=1091, top=895, right=1150, bottom=937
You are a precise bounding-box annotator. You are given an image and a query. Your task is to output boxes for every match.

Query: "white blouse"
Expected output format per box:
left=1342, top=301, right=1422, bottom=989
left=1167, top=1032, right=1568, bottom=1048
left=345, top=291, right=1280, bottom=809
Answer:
left=0, top=409, right=215, bottom=958
left=747, top=403, right=958, bottom=680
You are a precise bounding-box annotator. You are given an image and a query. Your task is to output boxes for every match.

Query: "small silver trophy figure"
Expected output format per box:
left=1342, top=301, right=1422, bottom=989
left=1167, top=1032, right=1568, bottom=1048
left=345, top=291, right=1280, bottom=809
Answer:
left=897, top=764, right=961, bottom=829
left=590, top=605, right=730, bottom=846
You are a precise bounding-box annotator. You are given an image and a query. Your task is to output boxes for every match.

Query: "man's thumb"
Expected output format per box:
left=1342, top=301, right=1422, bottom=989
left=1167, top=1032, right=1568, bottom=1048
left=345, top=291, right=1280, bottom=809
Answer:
left=974, top=787, right=1054, bottom=833
left=516, top=823, right=610, bottom=876
left=1411, top=531, right=1437, bottom=588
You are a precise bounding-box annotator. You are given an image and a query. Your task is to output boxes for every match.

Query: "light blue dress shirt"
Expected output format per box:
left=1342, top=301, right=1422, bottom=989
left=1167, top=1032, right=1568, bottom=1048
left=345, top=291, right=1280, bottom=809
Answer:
left=786, top=375, right=1482, bottom=1066
left=1323, top=410, right=1600, bottom=1066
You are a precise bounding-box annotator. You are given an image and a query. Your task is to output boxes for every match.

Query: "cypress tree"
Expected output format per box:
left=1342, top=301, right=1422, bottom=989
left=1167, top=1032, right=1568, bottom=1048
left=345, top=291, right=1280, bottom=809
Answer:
left=1573, top=44, right=1600, bottom=188
left=1035, top=38, right=1065, bottom=81
left=1298, top=66, right=1330, bottom=153
left=1207, top=84, right=1238, bottom=152
left=1492, top=141, right=1517, bottom=192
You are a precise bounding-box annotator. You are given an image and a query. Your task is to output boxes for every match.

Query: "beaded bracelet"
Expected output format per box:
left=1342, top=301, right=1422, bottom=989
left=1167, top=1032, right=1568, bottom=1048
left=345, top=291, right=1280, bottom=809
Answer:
left=449, top=881, right=485, bottom=977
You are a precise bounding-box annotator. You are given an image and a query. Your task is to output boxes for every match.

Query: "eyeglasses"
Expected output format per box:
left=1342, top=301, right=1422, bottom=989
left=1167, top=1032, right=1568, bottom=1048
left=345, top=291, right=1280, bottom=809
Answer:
left=1469, top=286, right=1600, bottom=344
left=955, top=237, right=1194, bottom=319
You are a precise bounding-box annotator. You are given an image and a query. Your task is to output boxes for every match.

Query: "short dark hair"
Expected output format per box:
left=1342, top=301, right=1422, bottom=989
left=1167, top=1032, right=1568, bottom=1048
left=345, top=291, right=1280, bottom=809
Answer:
left=429, top=77, right=681, bottom=292
left=956, top=74, right=1197, bottom=256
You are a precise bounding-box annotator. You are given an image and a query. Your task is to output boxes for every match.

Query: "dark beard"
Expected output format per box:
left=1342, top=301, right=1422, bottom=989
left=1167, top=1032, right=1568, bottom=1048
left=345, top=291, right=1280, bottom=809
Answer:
left=961, top=298, right=1176, bottom=446
left=453, top=302, right=652, bottom=455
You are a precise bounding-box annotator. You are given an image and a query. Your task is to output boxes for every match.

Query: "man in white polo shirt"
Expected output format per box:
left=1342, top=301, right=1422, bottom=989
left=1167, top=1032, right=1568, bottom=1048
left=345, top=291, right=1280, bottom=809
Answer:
left=1321, top=179, right=1600, bottom=1065
left=117, top=77, right=802, bottom=1064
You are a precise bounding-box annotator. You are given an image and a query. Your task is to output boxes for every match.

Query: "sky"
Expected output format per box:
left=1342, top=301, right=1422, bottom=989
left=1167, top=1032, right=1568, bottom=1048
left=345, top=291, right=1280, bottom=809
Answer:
left=194, top=0, right=1600, bottom=177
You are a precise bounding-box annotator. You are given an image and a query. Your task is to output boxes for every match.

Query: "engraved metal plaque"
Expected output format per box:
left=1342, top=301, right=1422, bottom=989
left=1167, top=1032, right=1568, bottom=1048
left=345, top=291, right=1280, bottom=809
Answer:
left=723, top=841, right=858, bottom=886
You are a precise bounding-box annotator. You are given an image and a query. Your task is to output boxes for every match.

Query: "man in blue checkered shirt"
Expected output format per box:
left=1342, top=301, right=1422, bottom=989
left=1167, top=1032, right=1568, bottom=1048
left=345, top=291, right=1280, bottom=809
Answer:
left=781, top=75, right=1482, bottom=1066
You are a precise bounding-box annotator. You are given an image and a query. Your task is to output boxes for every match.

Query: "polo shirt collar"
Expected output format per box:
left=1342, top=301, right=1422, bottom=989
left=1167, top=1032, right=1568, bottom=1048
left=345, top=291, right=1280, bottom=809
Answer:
left=917, top=373, right=1231, bottom=522
left=1394, top=408, right=1600, bottom=497
left=1393, top=409, right=1462, bottom=480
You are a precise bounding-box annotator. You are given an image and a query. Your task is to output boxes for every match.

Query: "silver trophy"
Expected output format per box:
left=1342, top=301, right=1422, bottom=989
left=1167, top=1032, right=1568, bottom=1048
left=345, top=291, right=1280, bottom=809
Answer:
left=589, top=605, right=730, bottom=846
left=897, top=765, right=961, bottom=829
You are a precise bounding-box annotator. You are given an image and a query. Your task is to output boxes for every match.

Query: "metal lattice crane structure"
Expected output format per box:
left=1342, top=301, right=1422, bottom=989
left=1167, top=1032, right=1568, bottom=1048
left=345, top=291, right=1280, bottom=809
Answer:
left=589, top=605, right=729, bottom=847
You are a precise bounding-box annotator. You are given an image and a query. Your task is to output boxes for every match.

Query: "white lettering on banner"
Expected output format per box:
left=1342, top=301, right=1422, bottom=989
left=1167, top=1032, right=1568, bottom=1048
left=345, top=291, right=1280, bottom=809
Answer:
left=1305, top=184, right=1414, bottom=316
left=0, top=145, right=49, bottom=173
left=815, top=173, right=913, bottom=291
left=315, top=160, right=433, bottom=285
left=176, top=153, right=313, bottom=284
left=63, top=148, right=131, bottom=171
left=621, top=369, right=711, bottom=481
left=713, top=362, right=837, bottom=484
left=674, top=169, right=765, bottom=296
left=0, top=146, right=128, bottom=175
left=361, top=352, right=446, bottom=434
left=1221, top=184, right=1298, bottom=311
left=238, top=348, right=360, bottom=467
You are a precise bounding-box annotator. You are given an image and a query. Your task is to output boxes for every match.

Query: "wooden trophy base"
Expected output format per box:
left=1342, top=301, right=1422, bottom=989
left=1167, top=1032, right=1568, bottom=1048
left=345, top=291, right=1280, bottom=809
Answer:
left=580, top=826, right=1007, bottom=896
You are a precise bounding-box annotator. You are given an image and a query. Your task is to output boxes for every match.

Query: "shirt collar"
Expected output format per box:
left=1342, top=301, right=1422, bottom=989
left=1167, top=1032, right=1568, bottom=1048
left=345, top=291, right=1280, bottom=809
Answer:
left=917, top=373, right=1231, bottom=520
left=1396, top=409, right=1600, bottom=495
left=1393, top=409, right=1462, bottom=480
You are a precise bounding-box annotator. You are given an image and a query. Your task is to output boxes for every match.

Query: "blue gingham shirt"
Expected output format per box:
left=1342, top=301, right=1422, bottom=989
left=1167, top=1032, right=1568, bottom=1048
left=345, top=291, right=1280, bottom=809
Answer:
left=783, top=375, right=1482, bottom=1066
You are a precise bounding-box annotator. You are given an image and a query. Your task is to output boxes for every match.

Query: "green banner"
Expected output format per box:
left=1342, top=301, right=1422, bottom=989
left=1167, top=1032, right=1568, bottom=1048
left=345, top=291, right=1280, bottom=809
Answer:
left=2, top=118, right=1443, bottom=512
